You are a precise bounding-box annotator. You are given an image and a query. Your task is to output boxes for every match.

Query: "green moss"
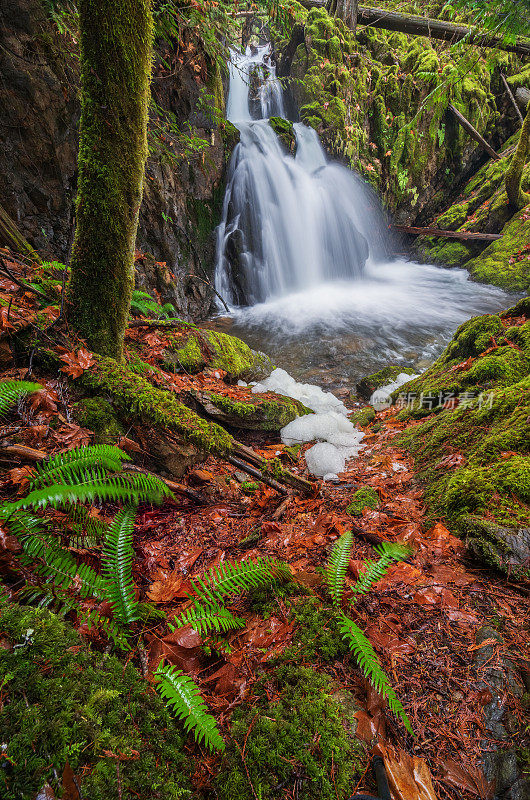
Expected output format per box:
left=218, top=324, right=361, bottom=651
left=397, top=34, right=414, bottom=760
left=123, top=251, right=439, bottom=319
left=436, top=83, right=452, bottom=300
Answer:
left=207, top=392, right=310, bottom=431
left=347, top=487, right=380, bottom=516
left=240, top=481, right=259, bottom=494
left=165, top=329, right=274, bottom=380
left=174, top=334, right=205, bottom=372
left=269, top=116, right=296, bottom=151
left=214, top=664, right=364, bottom=800
left=356, top=365, right=416, bottom=400
left=285, top=597, right=349, bottom=662
left=73, top=396, right=124, bottom=443
left=419, top=239, right=473, bottom=267
left=349, top=406, right=376, bottom=426
left=84, top=354, right=234, bottom=454
left=0, top=603, right=191, bottom=800
left=466, top=208, right=530, bottom=292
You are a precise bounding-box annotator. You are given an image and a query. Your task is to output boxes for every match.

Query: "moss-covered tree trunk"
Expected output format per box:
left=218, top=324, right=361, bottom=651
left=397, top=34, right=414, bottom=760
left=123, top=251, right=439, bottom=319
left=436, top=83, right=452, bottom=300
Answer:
left=66, top=0, right=153, bottom=359
left=327, top=0, right=358, bottom=32
left=506, top=104, right=530, bottom=210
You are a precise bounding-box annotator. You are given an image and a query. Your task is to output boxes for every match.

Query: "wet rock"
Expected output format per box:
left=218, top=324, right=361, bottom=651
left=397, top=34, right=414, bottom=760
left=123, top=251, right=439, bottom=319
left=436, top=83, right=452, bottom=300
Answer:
left=462, top=516, right=530, bottom=582
left=355, top=365, right=416, bottom=401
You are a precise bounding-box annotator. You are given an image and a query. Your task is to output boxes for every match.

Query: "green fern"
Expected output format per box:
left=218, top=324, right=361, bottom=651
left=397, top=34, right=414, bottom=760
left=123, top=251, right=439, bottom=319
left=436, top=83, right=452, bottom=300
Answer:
left=102, top=507, right=139, bottom=624
left=324, top=531, right=353, bottom=606
left=1, top=472, right=171, bottom=515
left=20, top=534, right=106, bottom=599
left=155, top=663, right=225, bottom=752
left=171, top=602, right=245, bottom=636
left=351, top=541, right=411, bottom=597
left=30, top=444, right=130, bottom=489
left=191, top=556, right=291, bottom=603
left=338, top=612, right=413, bottom=734
left=0, top=380, right=41, bottom=416
left=78, top=606, right=132, bottom=651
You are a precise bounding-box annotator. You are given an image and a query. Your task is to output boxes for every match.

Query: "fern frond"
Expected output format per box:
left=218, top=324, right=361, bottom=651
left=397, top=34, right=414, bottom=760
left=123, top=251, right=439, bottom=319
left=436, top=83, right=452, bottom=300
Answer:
left=171, top=602, right=245, bottom=636
left=324, top=531, right=353, bottom=607
left=66, top=504, right=110, bottom=546
left=2, top=509, right=46, bottom=539
left=30, top=444, right=130, bottom=489
left=21, top=533, right=106, bottom=599
left=1, top=472, right=171, bottom=515
left=191, top=557, right=291, bottom=603
left=351, top=541, right=411, bottom=597
left=79, top=606, right=131, bottom=651
left=338, top=612, right=413, bottom=734
left=155, top=664, right=225, bottom=752
left=0, top=380, right=41, bottom=416
left=102, top=507, right=139, bottom=624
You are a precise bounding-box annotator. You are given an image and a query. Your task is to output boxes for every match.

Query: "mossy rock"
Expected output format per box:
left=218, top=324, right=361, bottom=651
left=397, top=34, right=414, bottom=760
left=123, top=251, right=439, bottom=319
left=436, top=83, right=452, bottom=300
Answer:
left=349, top=406, right=376, bottom=426
left=460, top=515, right=530, bottom=581
left=164, top=328, right=274, bottom=381
left=466, top=207, right=530, bottom=292
left=74, top=396, right=124, bottom=444
left=0, top=603, right=191, bottom=800
left=269, top=116, right=296, bottom=152
left=356, top=366, right=416, bottom=401
left=214, top=664, right=364, bottom=800
left=195, top=390, right=311, bottom=432
left=346, top=486, right=380, bottom=516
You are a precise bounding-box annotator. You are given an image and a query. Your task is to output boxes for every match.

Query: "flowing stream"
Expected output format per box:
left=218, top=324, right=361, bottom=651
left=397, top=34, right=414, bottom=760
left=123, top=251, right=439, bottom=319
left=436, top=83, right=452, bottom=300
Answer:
left=213, top=45, right=513, bottom=390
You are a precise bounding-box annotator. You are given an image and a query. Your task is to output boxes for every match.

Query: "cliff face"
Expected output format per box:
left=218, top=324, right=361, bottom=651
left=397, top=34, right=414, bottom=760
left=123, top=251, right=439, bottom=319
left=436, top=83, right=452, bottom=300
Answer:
left=0, top=0, right=229, bottom=319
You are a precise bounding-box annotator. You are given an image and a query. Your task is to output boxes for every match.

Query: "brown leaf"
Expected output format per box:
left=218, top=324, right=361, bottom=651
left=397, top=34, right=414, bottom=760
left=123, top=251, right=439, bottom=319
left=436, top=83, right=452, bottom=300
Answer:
left=374, top=743, right=438, bottom=800
left=59, top=348, right=96, bottom=379
left=147, top=569, right=192, bottom=602
left=147, top=625, right=203, bottom=676
left=61, top=761, right=82, bottom=800
left=440, top=759, right=494, bottom=798
left=35, top=785, right=56, bottom=800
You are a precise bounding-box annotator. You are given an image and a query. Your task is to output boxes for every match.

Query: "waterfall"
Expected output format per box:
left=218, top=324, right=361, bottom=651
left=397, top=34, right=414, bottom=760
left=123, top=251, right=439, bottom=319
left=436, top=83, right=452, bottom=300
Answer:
left=215, top=45, right=389, bottom=308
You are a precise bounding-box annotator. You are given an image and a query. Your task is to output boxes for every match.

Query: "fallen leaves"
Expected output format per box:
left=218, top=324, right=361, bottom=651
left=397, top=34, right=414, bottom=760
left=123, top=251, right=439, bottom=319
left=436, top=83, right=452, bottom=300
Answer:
left=58, top=347, right=96, bottom=378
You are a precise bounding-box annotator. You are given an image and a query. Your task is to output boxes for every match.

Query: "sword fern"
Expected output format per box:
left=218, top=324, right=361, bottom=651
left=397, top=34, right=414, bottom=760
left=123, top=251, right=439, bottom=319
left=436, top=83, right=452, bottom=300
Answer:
left=0, top=380, right=41, bottom=416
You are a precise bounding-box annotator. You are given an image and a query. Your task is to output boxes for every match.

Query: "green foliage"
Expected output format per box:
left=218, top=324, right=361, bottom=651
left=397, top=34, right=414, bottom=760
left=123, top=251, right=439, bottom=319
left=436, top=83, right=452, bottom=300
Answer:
left=191, top=556, right=291, bottom=603
left=0, top=380, right=41, bottom=417
left=155, top=663, right=225, bottom=752
left=102, top=507, right=139, bottom=624
left=346, top=486, right=380, bottom=516
left=30, top=443, right=130, bottom=489
left=171, top=601, right=245, bottom=636
left=322, top=533, right=412, bottom=732
left=215, top=664, right=364, bottom=800
left=130, top=289, right=178, bottom=320
left=0, top=603, right=191, bottom=800
left=20, top=532, right=105, bottom=599
left=324, top=530, right=353, bottom=606
left=337, top=613, right=413, bottom=734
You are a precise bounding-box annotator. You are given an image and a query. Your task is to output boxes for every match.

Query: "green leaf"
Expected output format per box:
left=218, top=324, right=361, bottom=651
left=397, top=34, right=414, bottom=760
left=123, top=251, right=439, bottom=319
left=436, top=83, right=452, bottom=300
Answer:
left=338, top=612, right=413, bottom=734
left=155, top=664, right=225, bottom=752
left=324, top=531, right=353, bottom=606
left=351, top=541, right=411, bottom=597
left=190, top=556, right=291, bottom=603
left=30, top=444, right=130, bottom=489
left=102, top=507, right=139, bottom=624
left=0, top=380, right=41, bottom=416
left=171, top=602, right=245, bottom=636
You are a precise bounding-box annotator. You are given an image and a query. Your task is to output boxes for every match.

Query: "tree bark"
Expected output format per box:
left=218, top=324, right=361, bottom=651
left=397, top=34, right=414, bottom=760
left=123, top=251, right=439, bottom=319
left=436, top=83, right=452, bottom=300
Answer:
left=300, top=2, right=530, bottom=57
left=66, top=0, right=153, bottom=359
left=447, top=104, right=500, bottom=161
left=327, top=0, right=358, bottom=32
left=506, top=105, right=530, bottom=210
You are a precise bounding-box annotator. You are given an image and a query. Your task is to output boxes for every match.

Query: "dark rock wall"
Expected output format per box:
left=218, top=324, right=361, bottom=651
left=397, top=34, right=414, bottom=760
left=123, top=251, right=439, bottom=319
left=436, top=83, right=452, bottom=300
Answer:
left=0, top=0, right=229, bottom=319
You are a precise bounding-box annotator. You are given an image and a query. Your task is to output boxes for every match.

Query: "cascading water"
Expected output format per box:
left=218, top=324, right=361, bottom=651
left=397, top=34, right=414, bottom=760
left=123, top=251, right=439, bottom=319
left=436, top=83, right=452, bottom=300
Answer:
left=215, top=45, right=388, bottom=306
left=214, top=44, right=513, bottom=389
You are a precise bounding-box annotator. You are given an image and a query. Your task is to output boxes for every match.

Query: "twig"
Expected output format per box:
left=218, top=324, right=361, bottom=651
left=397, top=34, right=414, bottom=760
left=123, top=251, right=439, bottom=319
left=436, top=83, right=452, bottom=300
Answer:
left=121, top=463, right=205, bottom=504
left=0, top=261, right=52, bottom=301
left=226, top=454, right=288, bottom=495
left=500, top=72, right=524, bottom=124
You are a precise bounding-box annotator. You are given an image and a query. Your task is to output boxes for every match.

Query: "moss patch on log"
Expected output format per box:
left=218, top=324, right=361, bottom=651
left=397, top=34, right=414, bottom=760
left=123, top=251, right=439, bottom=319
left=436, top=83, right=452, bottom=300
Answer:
left=205, top=391, right=311, bottom=431
left=269, top=116, right=296, bottom=151
left=164, top=328, right=273, bottom=380
left=0, top=603, right=191, bottom=800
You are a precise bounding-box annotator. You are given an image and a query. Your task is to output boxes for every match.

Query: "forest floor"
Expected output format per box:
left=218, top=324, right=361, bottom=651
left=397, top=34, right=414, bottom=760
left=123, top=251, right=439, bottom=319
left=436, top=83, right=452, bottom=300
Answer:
left=0, top=250, right=528, bottom=800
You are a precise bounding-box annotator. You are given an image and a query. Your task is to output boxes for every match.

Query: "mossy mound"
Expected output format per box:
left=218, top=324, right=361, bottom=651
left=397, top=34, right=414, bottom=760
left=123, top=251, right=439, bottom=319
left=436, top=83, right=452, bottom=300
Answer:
left=269, top=116, right=296, bottom=152
left=396, top=302, right=530, bottom=416
left=285, top=596, right=349, bottom=662
left=199, top=390, right=311, bottom=432
left=466, top=206, right=530, bottom=292
left=164, top=328, right=274, bottom=381
left=214, top=664, right=364, bottom=800
left=395, top=300, right=530, bottom=570
left=74, top=396, right=124, bottom=443
left=347, top=487, right=380, bottom=516
left=349, top=406, right=376, bottom=426
left=356, top=365, right=416, bottom=400
left=0, top=603, right=191, bottom=800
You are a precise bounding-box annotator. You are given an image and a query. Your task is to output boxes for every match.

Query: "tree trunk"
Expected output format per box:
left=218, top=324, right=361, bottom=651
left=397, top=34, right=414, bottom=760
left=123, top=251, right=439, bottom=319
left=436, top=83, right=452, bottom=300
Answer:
left=328, top=0, right=358, bottom=32
left=506, top=105, right=530, bottom=210
left=66, top=0, right=153, bottom=359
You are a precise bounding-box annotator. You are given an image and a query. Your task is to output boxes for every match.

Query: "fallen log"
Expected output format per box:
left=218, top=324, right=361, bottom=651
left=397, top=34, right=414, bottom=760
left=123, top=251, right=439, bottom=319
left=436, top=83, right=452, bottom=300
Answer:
left=393, top=225, right=502, bottom=242
left=447, top=104, right=500, bottom=160
left=298, top=2, right=530, bottom=57
left=501, top=72, right=524, bottom=125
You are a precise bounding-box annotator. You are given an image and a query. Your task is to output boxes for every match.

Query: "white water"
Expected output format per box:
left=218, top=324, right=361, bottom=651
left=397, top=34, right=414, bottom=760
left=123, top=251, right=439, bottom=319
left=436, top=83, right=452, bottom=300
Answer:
left=214, top=45, right=512, bottom=389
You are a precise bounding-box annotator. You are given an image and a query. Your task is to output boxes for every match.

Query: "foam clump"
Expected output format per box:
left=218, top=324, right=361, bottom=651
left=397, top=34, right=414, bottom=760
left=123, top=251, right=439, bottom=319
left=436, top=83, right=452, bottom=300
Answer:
left=369, top=372, right=419, bottom=411
left=249, top=367, right=364, bottom=479
left=251, top=368, right=348, bottom=415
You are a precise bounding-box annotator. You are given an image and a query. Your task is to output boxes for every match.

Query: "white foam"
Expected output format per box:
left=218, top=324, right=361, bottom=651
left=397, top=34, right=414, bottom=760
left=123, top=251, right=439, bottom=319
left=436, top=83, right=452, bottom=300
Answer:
left=249, top=367, right=364, bottom=479
left=369, top=372, right=419, bottom=411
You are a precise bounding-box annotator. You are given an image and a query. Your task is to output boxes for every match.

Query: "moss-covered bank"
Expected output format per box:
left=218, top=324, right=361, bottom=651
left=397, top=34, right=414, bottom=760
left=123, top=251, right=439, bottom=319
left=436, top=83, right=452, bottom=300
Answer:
left=0, top=603, right=191, bottom=800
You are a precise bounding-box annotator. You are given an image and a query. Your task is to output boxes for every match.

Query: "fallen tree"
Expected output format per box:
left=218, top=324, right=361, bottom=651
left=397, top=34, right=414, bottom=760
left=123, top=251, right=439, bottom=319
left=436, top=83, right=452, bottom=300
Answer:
left=298, top=1, right=530, bottom=56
